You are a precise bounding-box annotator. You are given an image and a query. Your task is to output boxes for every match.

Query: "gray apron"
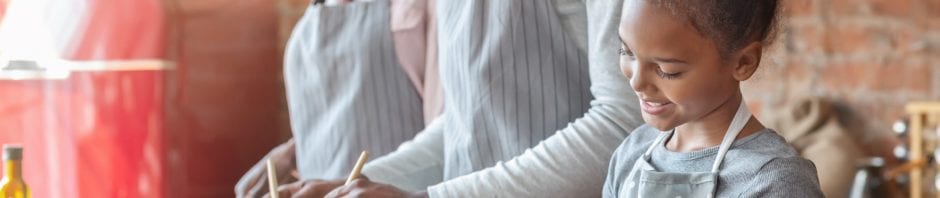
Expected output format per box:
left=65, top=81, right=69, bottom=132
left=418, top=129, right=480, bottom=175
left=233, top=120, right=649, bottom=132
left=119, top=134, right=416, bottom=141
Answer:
left=283, top=0, right=424, bottom=180
left=619, top=102, right=752, bottom=198
left=435, top=0, right=592, bottom=179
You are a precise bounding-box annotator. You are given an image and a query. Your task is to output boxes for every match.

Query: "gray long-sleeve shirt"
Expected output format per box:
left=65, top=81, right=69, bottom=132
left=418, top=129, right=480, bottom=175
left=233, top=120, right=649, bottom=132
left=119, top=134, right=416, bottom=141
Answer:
left=603, top=125, right=825, bottom=198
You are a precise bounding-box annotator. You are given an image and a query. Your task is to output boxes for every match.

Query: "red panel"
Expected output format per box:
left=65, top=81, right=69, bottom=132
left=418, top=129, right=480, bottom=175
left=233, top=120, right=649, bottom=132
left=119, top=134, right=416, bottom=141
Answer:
left=63, top=0, right=167, bottom=197
left=1, top=0, right=7, bottom=23
left=1, top=0, right=288, bottom=197
left=0, top=70, right=164, bottom=198
left=71, top=72, right=165, bottom=198
left=71, top=0, right=166, bottom=59
left=0, top=0, right=167, bottom=197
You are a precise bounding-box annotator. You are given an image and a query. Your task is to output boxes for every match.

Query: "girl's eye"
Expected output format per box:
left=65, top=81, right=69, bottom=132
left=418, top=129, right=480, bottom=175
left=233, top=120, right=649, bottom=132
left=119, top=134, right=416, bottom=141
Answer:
left=618, top=48, right=634, bottom=57
left=619, top=48, right=637, bottom=63
left=655, top=68, right=682, bottom=79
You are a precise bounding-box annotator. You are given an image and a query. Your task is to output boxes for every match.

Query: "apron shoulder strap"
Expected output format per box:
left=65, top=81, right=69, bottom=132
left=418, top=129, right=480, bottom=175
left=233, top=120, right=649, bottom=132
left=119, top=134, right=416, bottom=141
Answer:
left=710, top=101, right=752, bottom=173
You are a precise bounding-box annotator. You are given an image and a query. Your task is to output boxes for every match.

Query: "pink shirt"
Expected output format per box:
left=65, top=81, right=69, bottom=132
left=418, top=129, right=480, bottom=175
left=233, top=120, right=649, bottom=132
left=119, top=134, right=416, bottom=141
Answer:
left=390, top=0, right=442, bottom=124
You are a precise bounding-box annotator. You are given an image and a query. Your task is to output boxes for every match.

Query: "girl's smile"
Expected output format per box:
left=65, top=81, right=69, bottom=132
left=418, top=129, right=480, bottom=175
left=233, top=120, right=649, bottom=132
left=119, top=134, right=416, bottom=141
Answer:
left=640, top=98, right=673, bottom=116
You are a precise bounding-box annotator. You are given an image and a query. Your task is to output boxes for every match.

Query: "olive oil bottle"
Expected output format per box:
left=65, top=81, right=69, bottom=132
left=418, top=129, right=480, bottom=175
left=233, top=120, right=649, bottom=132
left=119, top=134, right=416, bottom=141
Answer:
left=0, top=145, right=28, bottom=198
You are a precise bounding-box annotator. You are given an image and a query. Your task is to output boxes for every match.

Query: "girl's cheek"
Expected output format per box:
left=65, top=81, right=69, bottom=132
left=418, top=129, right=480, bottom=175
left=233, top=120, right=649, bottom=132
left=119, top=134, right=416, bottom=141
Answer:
left=620, top=58, right=634, bottom=79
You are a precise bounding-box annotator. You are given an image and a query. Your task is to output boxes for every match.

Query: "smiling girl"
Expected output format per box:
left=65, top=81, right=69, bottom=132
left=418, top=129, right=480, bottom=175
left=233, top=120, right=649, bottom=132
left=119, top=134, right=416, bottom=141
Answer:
left=602, top=0, right=824, bottom=197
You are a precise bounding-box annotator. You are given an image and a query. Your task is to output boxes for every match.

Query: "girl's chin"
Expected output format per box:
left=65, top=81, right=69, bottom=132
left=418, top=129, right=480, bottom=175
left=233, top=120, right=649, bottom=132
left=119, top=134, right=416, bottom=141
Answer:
left=642, top=116, right=678, bottom=132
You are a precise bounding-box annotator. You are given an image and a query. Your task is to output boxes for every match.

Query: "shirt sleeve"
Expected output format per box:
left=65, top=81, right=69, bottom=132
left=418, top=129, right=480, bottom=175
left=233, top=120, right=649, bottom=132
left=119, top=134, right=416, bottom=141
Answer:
left=602, top=141, right=627, bottom=198
left=427, top=100, right=642, bottom=197
left=740, top=157, right=825, bottom=198
left=360, top=115, right=447, bottom=192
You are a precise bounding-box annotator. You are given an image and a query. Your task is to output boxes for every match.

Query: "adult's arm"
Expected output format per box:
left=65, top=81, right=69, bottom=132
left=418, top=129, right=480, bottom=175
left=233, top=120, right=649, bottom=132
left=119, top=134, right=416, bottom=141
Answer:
left=359, top=115, right=447, bottom=191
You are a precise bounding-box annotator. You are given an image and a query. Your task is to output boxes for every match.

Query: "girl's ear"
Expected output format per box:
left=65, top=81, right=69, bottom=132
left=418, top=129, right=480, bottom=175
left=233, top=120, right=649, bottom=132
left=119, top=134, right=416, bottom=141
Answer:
left=732, top=42, right=762, bottom=81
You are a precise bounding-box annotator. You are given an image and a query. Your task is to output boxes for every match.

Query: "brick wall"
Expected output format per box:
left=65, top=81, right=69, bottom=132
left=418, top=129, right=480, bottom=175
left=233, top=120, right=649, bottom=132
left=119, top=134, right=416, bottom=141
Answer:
left=743, top=0, right=939, bottom=157
left=163, top=0, right=292, bottom=196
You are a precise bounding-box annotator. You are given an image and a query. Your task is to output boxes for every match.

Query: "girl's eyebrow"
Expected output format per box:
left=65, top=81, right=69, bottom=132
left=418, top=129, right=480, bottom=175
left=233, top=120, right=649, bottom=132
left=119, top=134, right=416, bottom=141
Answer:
left=620, top=34, right=688, bottom=64
left=651, top=57, right=688, bottom=64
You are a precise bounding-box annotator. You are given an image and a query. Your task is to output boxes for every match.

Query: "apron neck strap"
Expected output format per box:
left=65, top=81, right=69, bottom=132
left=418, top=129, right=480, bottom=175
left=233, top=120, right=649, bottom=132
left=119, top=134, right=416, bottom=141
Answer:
left=643, top=131, right=671, bottom=158
left=709, top=101, right=751, bottom=173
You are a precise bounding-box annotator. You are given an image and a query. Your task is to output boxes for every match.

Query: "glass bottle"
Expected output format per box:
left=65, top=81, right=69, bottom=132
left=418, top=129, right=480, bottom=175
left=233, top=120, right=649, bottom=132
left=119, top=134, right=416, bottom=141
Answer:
left=0, top=144, right=28, bottom=198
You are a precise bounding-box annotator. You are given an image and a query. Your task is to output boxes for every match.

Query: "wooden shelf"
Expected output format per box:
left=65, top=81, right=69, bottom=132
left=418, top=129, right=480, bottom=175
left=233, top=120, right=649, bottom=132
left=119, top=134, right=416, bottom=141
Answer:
left=0, top=59, right=173, bottom=80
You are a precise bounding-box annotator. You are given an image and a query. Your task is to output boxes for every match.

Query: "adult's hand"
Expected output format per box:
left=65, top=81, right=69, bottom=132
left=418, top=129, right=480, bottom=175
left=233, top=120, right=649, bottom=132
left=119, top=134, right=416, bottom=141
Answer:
left=235, top=139, right=299, bottom=198
left=324, top=178, right=428, bottom=198
left=265, top=179, right=345, bottom=198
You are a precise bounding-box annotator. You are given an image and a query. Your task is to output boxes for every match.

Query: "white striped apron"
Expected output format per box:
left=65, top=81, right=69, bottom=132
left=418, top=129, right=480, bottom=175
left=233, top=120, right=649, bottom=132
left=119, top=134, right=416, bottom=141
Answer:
left=283, top=0, right=424, bottom=180
left=437, top=0, right=592, bottom=179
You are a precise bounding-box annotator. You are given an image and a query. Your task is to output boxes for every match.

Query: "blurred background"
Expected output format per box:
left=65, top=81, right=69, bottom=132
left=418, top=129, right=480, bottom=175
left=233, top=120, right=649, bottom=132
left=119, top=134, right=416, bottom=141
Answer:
left=0, top=0, right=936, bottom=197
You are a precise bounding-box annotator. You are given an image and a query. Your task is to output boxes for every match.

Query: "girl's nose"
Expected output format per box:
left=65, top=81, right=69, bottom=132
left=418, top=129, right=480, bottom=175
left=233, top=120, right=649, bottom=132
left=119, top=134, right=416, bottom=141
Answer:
left=627, top=62, right=650, bottom=93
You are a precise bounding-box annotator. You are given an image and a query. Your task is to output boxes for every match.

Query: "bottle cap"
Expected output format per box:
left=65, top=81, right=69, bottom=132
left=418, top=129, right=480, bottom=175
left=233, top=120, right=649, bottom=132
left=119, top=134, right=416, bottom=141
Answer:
left=4, top=144, right=22, bottom=160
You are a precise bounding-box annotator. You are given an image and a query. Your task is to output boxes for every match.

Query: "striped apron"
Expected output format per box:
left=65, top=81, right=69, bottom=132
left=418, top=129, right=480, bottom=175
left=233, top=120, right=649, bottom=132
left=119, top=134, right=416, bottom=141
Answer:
left=436, top=0, right=592, bottom=179
left=283, top=0, right=424, bottom=180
